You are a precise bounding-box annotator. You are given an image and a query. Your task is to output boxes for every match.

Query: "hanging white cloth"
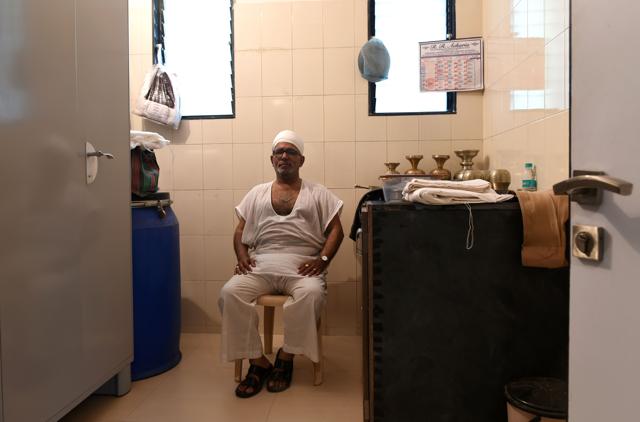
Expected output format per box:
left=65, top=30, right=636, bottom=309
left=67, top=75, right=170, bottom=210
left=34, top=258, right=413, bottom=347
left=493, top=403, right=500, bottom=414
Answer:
left=129, top=130, right=170, bottom=151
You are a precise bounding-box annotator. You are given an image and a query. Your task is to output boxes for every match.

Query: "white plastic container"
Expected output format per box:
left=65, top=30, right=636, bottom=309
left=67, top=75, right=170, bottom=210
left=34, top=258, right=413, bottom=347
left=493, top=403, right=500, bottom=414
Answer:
left=522, top=162, right=537, bottom=191
left=379, top=175, right=433, bottom=202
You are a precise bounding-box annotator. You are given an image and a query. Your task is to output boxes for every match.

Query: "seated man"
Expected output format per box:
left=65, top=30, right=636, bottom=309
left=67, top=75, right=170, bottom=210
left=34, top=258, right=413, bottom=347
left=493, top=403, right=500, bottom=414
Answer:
left=218, top=129, right=344, bottom=398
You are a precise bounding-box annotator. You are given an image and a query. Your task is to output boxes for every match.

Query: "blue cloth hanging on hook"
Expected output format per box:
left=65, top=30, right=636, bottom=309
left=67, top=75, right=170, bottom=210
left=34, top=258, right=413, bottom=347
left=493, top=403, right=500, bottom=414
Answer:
left=357, top=37, right=391, bottom=83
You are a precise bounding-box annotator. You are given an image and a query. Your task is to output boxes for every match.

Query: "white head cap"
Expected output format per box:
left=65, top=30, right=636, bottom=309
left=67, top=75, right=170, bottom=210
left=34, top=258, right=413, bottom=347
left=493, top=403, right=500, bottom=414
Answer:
left=272, top=129, right=304, bottom=155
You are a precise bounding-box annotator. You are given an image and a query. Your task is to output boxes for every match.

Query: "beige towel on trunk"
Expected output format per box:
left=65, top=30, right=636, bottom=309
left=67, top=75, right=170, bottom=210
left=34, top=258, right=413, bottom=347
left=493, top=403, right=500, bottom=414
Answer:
left=516, top=190, right=569, bottom=268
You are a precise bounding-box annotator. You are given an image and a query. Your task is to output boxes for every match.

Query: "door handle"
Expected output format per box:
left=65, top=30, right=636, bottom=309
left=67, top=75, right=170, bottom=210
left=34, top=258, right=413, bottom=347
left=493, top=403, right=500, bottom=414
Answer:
left=86, top=141, right=115, bottom=184
left=86, top=150, right=115, bottom=159
left=553, top=170, right=633, bottom=205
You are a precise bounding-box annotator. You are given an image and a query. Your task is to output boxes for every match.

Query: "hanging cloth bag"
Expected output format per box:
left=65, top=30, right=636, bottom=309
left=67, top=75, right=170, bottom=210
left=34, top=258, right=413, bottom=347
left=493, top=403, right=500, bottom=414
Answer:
left=133, top=45, right=182, bottom=129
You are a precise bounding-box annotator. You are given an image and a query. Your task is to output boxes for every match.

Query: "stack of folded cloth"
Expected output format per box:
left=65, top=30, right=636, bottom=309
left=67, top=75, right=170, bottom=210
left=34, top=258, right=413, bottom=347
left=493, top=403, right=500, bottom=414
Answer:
left=402, top=179, right=514, bottom=205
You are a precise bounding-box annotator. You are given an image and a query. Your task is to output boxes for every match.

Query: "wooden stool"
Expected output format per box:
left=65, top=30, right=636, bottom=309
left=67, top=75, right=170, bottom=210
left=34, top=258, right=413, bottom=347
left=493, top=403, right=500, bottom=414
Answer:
left=234, top=294, right=324, bottom=386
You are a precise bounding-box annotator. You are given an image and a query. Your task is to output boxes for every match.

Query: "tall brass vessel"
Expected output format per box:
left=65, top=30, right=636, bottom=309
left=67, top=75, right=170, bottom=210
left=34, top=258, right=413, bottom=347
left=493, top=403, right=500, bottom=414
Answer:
left=404, top=155, right=426, bottom=175
left=453, top=149, right=479, bottom=180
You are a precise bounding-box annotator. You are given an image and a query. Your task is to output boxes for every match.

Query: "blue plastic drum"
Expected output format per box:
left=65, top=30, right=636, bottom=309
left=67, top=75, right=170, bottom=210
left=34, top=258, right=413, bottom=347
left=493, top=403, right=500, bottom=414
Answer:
left=131, top=192, right=182, bottom=380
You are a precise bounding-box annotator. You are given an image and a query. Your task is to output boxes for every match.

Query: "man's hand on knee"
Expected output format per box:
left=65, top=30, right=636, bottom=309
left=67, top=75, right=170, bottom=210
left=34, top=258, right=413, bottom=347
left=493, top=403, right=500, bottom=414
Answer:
left=297, top=258, right=327, bottom=277
left=235, top=256, right=256, bottom=275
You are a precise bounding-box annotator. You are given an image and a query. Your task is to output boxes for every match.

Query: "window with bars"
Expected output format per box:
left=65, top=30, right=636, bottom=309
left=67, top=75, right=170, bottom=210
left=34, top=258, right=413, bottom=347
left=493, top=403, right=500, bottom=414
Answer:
left=368, top=0, right=456, bottom=115
left=153, top=0, right=235, bottom=119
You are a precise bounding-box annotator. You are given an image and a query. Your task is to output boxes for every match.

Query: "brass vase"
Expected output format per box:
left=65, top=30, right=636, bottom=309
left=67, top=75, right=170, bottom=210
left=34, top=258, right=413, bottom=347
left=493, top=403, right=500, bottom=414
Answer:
left=383, top=162, right=401, bottom=175
left=453, top=149, right=479, bottom=180
left=461, top=169, right=485, bottom=181
left=489, top=169, right=511, bottom=193
left=429, top=155, right=451, bottom=180
left=404, top=154, right=426, bottom=175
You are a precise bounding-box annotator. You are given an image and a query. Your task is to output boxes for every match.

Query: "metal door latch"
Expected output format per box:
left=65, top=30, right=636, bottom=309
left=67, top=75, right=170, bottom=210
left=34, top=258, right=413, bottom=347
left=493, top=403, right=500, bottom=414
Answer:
left=572, top=225, right=604, bottom=261
left=86, top=141, right=115, bottom=185
left=553, top=170, right=633, bottom=206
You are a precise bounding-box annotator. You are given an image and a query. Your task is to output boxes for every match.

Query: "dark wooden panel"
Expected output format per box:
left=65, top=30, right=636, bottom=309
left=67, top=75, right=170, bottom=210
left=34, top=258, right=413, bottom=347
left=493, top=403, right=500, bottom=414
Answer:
left=363, top=201, right=569, bottom=422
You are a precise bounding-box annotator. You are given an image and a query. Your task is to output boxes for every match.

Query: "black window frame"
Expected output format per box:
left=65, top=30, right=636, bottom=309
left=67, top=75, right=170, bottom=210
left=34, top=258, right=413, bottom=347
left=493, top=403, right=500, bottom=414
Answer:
left=152, top=0, right=236, bottom=120
left=367, top=0, right=457, bottom=116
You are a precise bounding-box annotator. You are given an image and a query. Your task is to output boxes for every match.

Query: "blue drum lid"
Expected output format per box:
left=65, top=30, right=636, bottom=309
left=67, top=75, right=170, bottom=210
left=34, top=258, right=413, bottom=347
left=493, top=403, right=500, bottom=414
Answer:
left=132, top=192, right=170, bottom=202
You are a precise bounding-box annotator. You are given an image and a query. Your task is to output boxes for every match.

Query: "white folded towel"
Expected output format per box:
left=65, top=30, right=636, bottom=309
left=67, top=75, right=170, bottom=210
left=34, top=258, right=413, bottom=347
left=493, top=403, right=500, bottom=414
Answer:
left=402, top=178, right=513, bottom=205
left=403, top=178, right=491, bottom=193
left=130, top=130, right=171, bottom=151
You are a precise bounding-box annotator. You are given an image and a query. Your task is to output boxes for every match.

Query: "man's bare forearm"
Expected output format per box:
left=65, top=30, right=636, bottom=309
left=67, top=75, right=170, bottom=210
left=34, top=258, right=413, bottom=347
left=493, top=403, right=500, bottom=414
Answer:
left=320, top=215, right=344, bottom=262
left=233, top=225, right=250, bottom=260
left=233, top=219, right=255, bottom=274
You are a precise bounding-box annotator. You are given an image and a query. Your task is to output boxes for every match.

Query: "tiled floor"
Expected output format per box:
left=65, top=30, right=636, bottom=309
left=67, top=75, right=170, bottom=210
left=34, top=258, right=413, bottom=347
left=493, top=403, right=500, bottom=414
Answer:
left=61, top=334, right=363, bottom=422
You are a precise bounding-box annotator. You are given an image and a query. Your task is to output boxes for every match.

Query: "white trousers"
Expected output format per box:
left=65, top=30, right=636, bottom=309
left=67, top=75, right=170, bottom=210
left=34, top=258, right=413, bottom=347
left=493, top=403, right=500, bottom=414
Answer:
left=218, top=272, right=326, bottom=363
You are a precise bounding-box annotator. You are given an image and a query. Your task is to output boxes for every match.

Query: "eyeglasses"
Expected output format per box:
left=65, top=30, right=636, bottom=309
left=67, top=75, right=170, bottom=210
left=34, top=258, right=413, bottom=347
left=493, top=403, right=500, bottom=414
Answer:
left=272, top=148, right=300, bottom=158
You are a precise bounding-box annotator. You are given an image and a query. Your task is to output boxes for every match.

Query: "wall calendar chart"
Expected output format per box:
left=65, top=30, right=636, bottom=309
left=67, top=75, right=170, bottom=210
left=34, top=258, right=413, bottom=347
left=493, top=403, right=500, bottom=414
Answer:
left=419, top=37, right=484, bottom=92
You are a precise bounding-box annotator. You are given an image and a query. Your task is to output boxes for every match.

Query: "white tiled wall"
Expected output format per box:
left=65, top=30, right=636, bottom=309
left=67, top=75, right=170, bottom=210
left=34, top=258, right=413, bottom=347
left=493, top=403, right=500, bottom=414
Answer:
left=482, top=0, right=569, bottom=190
left=128, top=0, right=483, bottom=335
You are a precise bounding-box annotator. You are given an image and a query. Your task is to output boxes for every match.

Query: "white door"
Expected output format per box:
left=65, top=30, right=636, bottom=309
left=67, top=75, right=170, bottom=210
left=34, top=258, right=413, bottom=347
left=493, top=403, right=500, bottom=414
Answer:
left=570, top=1, right=640, bottom=420
left=0, top=0, right=132, bottom=420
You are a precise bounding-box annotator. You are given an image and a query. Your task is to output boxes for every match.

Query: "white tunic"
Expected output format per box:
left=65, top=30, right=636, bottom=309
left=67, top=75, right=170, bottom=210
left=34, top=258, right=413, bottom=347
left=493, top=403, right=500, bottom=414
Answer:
left=235, top=180, right=343, bottom=276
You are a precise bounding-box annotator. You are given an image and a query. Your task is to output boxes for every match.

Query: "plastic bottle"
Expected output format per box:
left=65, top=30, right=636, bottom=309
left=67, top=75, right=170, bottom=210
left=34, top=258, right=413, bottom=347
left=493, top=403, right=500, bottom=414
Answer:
left=522, top=162, right=537, bottom=191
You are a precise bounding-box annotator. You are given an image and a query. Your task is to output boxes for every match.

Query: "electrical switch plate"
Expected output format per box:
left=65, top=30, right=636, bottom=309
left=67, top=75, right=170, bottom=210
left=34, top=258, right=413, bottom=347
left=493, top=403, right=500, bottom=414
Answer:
left=572, top=224, right=604, bottom=261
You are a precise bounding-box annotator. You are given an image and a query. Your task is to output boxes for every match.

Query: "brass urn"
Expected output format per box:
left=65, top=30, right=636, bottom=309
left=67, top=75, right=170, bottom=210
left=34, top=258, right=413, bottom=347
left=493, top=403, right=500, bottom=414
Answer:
left=453, top=149, right=479, bottom=180
left=404, top=155, right=426, bottom=175
left=383, top=162, right=401, bottom=175
left=429, top=155, right=451, bottom=180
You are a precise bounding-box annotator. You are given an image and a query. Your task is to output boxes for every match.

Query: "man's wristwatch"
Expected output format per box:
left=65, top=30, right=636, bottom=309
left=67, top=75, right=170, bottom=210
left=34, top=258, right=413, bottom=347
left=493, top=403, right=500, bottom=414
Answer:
left=320, top=255, right=329, bottom=263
